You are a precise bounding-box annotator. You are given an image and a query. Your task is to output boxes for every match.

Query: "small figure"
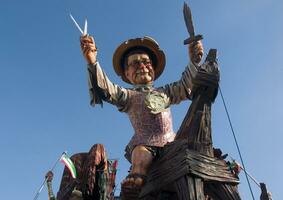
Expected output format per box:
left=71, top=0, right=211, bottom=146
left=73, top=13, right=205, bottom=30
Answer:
left=80, top=34, right=203, bottom=191
left=227, top=160, right=242, bottom=176
left=46, top=171, right=56, bottom=200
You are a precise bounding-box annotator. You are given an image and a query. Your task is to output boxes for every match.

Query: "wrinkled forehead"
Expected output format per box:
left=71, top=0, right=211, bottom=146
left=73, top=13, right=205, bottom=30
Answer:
left=127, top=53, right=150, bottom=64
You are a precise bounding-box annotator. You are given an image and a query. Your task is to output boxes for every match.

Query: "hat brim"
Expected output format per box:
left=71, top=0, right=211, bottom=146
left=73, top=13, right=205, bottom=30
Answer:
left=113, top=37, right=166, bottom=84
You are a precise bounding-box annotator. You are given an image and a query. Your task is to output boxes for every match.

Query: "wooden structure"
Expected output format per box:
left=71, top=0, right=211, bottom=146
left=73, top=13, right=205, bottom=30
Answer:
left=45, top=49, right=272, bottom=200
left=137, top=49, right=242, bottom=200
left=56, top=144, right=111, bottom=200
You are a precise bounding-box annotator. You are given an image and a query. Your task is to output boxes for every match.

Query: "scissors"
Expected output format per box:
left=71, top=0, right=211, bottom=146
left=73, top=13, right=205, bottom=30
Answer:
left=69, top=13, right=88, bottom=36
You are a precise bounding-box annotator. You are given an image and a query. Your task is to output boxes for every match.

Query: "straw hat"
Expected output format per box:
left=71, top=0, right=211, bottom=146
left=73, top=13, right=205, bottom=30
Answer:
left=113, top=36, right=166, bottom=84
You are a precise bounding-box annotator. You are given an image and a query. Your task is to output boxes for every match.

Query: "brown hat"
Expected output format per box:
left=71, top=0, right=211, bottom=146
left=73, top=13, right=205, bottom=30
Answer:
left=113, top=36, right=166, bottom=84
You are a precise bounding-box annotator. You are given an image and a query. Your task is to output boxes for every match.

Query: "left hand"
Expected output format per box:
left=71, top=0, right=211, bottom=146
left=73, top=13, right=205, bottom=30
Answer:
left=80, top=35, right=97, bottom=65
left=188, top=40, right=204, bottom=64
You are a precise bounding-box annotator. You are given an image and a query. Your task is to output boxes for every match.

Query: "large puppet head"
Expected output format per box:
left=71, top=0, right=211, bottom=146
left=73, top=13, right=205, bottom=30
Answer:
left=113, top=37, right=166, bottom=84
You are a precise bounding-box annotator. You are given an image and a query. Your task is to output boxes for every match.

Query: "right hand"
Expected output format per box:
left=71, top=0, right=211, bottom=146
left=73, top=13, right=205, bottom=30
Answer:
left=80, top=35, right=97, bottom=64
left=188, top=40, right=203, bottom=64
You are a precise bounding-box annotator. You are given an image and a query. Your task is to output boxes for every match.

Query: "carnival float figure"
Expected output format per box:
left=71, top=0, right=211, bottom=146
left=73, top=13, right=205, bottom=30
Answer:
left=34, top=3, right=272, bottom=200
left=79, top=18, right=207, bottom=197
left=75, top=3, right=272, bottom=200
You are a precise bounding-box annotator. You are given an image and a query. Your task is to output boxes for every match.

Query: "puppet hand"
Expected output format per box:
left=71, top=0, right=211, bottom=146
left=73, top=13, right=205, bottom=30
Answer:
left=80, top=35, right=97, bottom=65
left=189, top=40, right=203, bottom=64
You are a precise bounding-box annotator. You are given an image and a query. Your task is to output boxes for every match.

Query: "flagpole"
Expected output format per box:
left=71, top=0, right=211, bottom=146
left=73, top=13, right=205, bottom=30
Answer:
left=32, top=151, right=67, bottom=200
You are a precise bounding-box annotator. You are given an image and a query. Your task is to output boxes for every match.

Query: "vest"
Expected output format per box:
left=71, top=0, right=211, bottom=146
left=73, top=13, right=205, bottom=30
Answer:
left=126, top=88, right=176, bottom=155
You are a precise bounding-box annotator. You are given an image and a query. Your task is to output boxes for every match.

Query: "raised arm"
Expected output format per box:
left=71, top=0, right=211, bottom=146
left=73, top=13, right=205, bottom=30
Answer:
left=162, top=41, right=204, bottom=104
left=80, top=35, right=129, bottom=111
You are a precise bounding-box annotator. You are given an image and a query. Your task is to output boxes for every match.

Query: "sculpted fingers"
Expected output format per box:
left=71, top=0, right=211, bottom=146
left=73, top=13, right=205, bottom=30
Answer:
left=82, top=46, right=90, bottom=55
left=82, top=43, right=96, bottom=53
left=195, top=41, right=203, bottom=55
left=80, top=35, right=87, bottom=45
left=80, top=35, right=97, bottom=64
left=88, top=43, right=97, bottom=52
left=88, top=36, right=95, bottom=44
left=83, top=45, right=97, bottom=60
left=189, top=40, right=203, bottom=64
left=194, top=41, right=203, bottom=63
left=80, top=36, right=96, bottom=49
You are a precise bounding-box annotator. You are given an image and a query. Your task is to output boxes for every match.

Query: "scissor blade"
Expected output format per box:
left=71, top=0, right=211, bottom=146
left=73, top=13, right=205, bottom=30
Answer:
left=83, top=19, right=88, bottom=35
left=69, top=13, right=83, bottom=34
left=183, top=2, right=195, bottom=37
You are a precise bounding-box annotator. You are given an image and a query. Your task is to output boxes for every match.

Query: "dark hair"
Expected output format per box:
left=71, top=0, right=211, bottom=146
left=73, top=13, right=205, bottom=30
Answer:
left=121, top=46, right=157, bottom=70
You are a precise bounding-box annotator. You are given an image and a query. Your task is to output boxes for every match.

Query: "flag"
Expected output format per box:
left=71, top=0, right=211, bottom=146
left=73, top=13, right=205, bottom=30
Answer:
left=60, top=153, right=77, bottom=179
left=108, top=159, right=118, bottom=189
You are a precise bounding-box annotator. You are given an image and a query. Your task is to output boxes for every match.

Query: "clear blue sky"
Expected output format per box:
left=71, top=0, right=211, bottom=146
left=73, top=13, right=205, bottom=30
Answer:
left=0, top=0, right=282, bottom=199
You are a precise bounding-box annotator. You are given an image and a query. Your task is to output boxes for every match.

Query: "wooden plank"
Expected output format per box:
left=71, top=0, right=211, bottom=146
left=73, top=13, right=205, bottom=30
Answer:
left=204, top=182, right=241, bottom=200
left=194, top=178, right=205, bottom=200
left=187, top=176, right=196, bottom=200
left=140, top=140, right=239, bottom=198
left=174, top=176, right=206, bottom=200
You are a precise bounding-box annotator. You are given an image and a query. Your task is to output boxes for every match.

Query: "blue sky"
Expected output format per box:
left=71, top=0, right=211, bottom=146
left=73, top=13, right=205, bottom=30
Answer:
left=0, top=0, right=282, bottom=199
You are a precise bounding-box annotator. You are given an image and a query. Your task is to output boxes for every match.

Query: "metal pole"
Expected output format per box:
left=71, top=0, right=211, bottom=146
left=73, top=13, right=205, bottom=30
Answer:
left=32, top=151, right=67, bottom=200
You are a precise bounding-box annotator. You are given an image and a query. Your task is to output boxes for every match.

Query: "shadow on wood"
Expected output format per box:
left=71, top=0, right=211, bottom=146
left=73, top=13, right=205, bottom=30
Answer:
left=139, top=49, right=242, bottom=200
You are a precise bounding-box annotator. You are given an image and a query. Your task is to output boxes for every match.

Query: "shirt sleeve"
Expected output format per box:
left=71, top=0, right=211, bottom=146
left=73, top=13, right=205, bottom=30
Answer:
left=87, top=61, right=129, bottom=112
left=161, top=62, right=197, bottom=105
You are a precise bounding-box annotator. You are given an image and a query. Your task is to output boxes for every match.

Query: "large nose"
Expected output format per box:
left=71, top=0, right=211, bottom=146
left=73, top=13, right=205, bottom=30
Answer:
left=138, top=62, right=146, bottom=69
left=139, top=62, right=145, bottom=68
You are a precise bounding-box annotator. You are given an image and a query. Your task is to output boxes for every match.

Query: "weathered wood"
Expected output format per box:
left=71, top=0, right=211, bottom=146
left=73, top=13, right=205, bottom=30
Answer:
left=139, top=50, right=242, bottom=200
left=260, top=183, right=272, bottom=200
left=121, top=186, right=141, bottom=200
left=57, top=153, right=86, bottom=200
left=173, top=176, right=206, bottom=200
left=176, top=49, right=219, bottom=158
left=204, top=182, right=241, bottom=200
left=175, top=85, right=215, bottom=157
left=175, top=176, right=192, bottom=200
left=140, top=140, right=239, bottom=198
left=56, top=144, right=109, bottom=200
left=195, top=178, right=205, bottom=200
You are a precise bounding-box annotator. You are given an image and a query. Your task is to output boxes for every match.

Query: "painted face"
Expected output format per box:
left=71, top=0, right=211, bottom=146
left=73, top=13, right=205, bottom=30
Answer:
left=125, top=53, right=155, bottom=85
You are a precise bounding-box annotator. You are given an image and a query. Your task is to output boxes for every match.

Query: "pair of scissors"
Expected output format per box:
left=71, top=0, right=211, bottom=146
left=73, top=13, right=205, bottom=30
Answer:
left=69, top=13, right=88, bottom=35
